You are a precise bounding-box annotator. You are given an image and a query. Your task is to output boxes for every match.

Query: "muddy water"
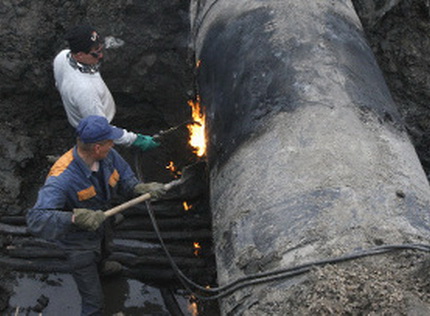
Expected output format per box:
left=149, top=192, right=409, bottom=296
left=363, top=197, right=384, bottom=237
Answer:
left=9, top=272, right=194, bottom=315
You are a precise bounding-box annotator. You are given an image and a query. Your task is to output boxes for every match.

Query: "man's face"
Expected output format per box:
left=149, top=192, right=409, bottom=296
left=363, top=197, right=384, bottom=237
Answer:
left=94, top=140, right=114, bottom=160
left=75, top=45, right=104, bottom=65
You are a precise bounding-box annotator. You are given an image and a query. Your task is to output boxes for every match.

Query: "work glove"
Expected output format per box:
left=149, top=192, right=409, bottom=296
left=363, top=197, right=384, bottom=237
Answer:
left=132, top=134, right=160, bottom=152
left=134, top=182, right=167, bottom=199
left=73, top=208, right=106, bottom=231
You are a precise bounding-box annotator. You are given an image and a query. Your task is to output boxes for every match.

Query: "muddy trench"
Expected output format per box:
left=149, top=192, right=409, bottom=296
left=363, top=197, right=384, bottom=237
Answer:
left=2, top=0, right=430, bottom=315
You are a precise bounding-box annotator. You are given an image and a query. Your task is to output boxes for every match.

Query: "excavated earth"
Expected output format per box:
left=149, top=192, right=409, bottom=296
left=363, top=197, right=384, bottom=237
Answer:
left=1, top=0, right=430, bottom=314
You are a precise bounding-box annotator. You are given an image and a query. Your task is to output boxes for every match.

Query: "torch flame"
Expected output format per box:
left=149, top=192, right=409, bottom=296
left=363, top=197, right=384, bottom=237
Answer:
left=188, top=96, right=206, bottom=157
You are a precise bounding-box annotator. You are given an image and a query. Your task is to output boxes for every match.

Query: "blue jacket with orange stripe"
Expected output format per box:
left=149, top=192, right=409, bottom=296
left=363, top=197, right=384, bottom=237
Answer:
left=26, top=146, right=139, bottom=250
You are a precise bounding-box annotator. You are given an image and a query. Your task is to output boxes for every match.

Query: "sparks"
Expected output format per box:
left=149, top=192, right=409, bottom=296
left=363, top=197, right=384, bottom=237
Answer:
left=165, top=161, right=181, bottom=178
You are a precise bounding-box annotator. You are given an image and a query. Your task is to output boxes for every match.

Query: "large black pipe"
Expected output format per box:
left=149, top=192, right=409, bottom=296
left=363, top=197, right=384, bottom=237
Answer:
left=192, top=0, right=430, bottom=314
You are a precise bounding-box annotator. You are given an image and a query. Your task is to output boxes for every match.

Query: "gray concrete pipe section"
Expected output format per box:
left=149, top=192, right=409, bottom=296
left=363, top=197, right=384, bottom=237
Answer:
left=192, top=0, right=430, bottom=314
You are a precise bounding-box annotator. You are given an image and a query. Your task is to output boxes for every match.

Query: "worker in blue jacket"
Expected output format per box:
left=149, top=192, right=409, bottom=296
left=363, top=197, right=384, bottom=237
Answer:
left=26, top=115, right=166, bottom=316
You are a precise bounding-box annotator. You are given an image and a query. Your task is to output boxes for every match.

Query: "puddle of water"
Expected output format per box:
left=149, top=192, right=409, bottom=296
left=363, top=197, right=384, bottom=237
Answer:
left=9, top=273, right=80, bottom=315
left=9, top=272, right=194, bottom=315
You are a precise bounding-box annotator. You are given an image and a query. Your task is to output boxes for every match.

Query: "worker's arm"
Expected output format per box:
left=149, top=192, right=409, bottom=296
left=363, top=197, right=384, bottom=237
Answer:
left=74, top=92, right=159, bottom=149
left=26, top=182, right=73, bottom=240
left=69, top=83, right=159, bottom=149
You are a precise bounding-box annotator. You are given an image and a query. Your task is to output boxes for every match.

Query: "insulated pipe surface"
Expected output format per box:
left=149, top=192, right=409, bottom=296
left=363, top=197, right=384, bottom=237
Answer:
left=192, top=0, right=430, bottom=314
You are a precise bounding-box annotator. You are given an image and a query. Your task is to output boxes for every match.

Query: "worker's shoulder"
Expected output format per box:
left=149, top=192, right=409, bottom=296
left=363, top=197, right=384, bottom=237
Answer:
left=53, top=49, right=69, bottom=63
left=48, top=149, right=76, bottom=178
left=53, top=50, right=70, bottom=72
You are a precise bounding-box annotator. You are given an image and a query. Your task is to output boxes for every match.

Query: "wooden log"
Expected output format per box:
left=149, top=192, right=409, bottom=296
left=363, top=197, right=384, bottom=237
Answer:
left=112, top=238, right=162, bottom=249
left=0, top=216, right=26, bottom=225
left=6, top=247, right=67, bottom=259
left=113, top=229, right=212, bottom=241
left=0, top=255, right=71, bottom=272
left=121, top=197, right=211, bottom=218
left=112, top=240, right=175, bottom=254
left=9, top=236, right=59, bottom=249
left=115, top=216, right=211, bottom=231
left=122, top=266, right=215, bottom=284
left=0, top=223, right=29, bottom=236
left=111, top=239, right=212, bottom=257
left=109, top=252, right=207, bottom=268
left=5, top=242, right=206, bottom=260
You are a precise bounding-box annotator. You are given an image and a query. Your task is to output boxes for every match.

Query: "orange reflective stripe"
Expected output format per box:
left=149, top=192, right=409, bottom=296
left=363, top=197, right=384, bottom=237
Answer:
left=48, top=149, right=74, bottom=177
left=77, top=186, right=97, bottom=201
left=109, top=169, right=120, bottom=187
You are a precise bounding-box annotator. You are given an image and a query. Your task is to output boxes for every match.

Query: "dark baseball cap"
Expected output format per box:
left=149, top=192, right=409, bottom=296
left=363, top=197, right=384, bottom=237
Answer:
left=76, top=115, right=123, bottom=143
left=65, top=25, right=102, bottom=53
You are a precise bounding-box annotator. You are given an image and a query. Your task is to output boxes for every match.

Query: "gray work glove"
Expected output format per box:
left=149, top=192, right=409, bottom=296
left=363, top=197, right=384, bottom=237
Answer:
left=134, top=182, right=167, bottom=199
left=73, top=208, right=106, bottom=231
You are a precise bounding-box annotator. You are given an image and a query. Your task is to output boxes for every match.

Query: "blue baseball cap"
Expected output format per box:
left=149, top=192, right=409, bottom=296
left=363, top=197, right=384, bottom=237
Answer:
left=76, top=115, right=123, bottom=143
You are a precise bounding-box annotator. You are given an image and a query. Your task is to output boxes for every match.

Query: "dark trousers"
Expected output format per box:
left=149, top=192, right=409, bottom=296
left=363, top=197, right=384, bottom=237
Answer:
left=66, top=219, right=115, bottom=315
left=68, top=250, right=103, bottom=316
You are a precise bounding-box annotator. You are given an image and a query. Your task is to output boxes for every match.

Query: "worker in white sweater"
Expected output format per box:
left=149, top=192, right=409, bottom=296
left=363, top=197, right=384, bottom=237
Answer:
left=53, top=24, right=159, bottom=151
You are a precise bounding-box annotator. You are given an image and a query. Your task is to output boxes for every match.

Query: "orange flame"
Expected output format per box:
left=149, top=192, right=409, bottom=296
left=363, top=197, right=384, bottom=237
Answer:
left=188, top=298, right=198, bottom=316
left=166, top=161, right=181, bottom=178
left=193, top=242, right=201, bottom=256
left=188, top=96, right=206, bottom=157
left=166, top=161, right=176, bottom=172
left=183, top=201, right=192, bottom=211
